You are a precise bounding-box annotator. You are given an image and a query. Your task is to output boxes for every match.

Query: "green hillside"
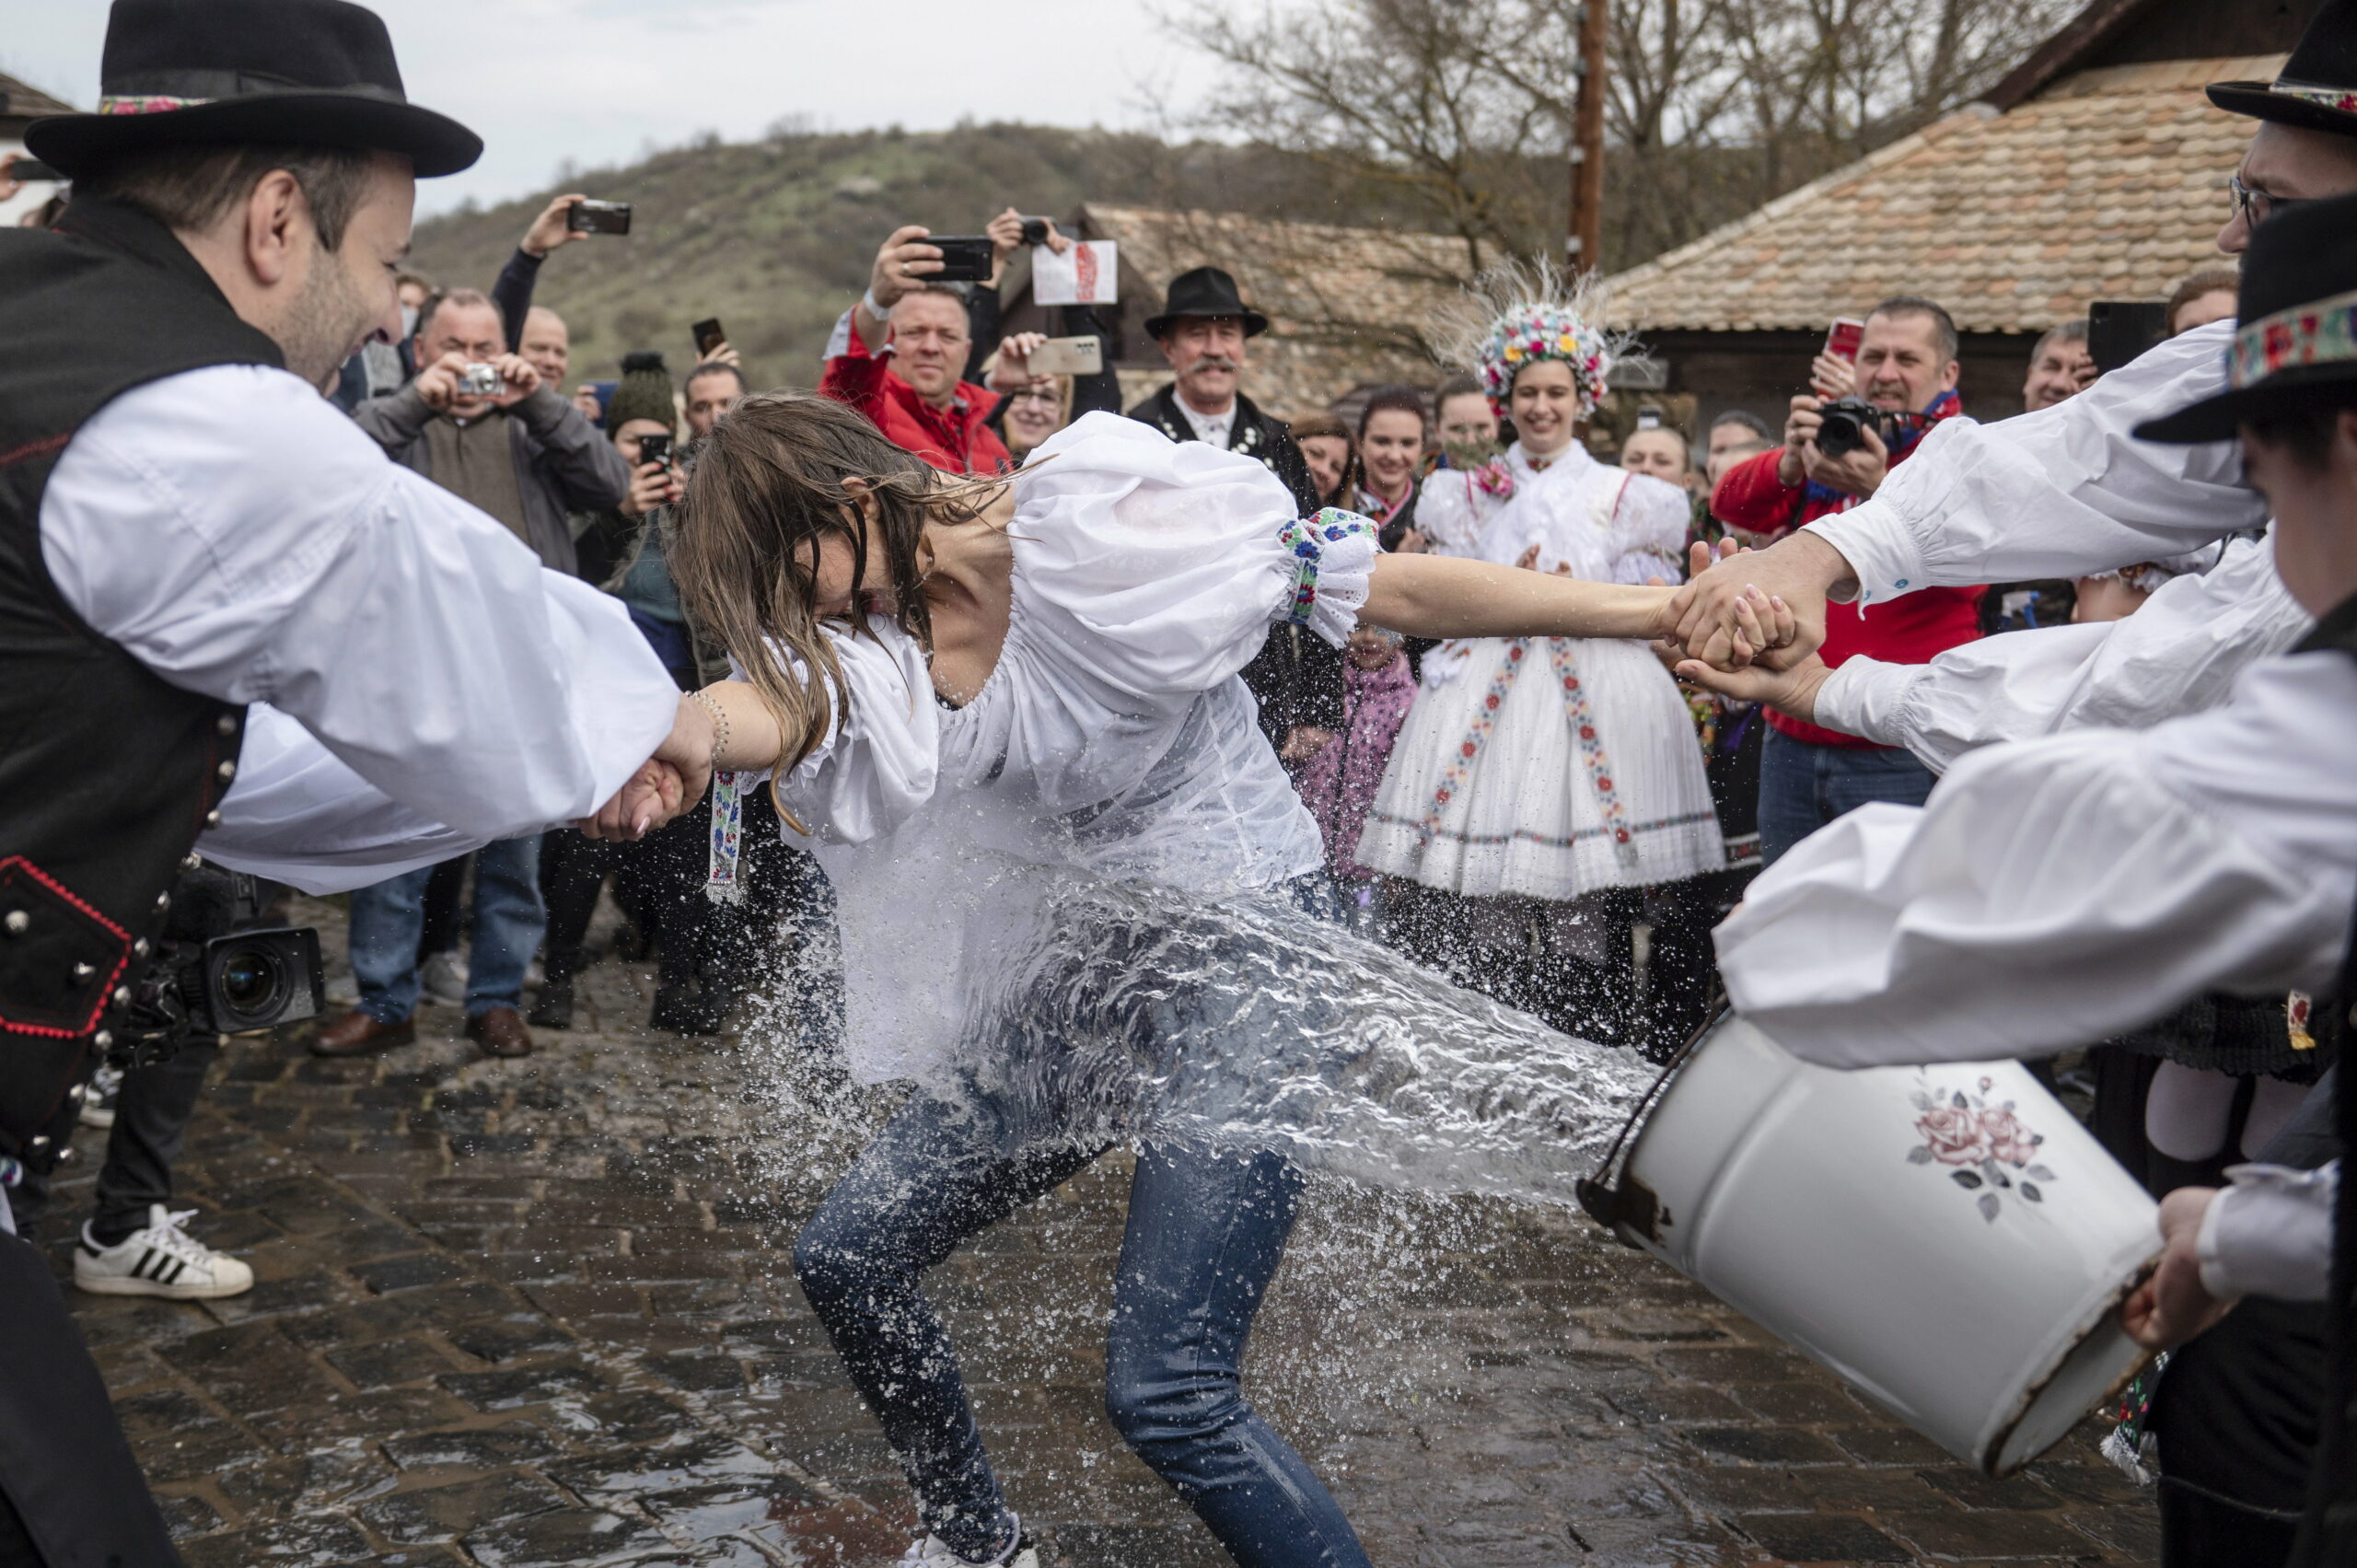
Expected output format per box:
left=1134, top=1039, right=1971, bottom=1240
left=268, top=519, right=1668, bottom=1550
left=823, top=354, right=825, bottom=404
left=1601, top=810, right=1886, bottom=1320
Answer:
left=406, top=122, right=1361, bottom=387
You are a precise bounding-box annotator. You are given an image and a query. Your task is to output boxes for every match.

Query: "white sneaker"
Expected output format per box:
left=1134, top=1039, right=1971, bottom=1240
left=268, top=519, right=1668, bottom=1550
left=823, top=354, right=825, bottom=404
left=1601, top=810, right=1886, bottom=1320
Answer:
left=895, top=1523, right=1036, bottom=1567
left=420, top=951, right=469, bottom=1007
left=75, top=1205, right=255, bottom=1299
left=79, top=1062, right=123, bottom=1130
left=324, top=961, right=359, bottom=1007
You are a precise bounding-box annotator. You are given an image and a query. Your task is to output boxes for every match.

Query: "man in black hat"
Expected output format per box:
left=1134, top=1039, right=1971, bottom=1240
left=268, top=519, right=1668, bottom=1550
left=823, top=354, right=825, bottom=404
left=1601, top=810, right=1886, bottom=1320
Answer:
left=1128, top=267, right=1344, bottom=759
left=0, top=4, right=692, bottom=1560
left=1690, top=192, right=2357, bottom=1568
left=1128, top=265, right=1319, bottom=513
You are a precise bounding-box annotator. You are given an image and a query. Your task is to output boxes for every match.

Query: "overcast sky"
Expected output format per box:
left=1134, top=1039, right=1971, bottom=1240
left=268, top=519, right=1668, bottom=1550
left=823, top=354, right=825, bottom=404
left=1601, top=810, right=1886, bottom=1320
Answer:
left=7, top=0, right=1219, bottom=215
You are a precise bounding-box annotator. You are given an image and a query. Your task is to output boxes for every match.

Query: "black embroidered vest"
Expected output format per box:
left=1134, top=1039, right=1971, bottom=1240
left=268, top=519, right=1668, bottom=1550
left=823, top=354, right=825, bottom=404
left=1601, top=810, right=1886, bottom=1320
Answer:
left=0, top=198, right=280, bottom=1158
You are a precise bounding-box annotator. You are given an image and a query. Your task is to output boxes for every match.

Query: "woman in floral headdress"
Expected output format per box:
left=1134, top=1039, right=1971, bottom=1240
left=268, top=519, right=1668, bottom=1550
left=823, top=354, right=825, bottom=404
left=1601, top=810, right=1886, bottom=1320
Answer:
left=1358, top=262, right=1724, bottom=1040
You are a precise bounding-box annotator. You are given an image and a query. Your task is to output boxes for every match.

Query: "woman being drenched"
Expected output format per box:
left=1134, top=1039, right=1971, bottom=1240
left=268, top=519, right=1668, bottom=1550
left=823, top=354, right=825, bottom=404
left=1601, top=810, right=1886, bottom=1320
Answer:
left=618, top=396, right=1794, bottom=1568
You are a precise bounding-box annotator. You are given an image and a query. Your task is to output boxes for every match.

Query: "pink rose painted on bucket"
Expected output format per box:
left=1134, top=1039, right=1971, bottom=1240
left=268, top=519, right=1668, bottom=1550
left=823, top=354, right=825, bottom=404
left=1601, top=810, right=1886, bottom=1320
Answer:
left=1908, top=1074, right=2057, bottom=1223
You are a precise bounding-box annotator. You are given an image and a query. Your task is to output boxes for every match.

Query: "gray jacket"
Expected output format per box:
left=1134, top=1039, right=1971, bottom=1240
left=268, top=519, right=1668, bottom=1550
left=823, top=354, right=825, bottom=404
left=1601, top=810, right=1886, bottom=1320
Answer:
left=353, top=383, right=628, bottom=576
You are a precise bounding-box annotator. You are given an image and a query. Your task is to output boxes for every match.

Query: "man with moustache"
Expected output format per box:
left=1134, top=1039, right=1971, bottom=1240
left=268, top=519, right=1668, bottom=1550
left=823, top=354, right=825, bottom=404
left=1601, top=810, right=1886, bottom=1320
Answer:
left=1128, top=267, right=1340, bottom=757
left=1127, top=266, right=1320, bottom=515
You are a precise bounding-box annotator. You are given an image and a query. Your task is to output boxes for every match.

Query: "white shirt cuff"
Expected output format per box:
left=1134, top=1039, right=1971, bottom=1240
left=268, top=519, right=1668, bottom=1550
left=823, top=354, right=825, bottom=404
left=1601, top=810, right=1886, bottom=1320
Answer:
left=2196, top=1160, right=2338, bottom=1303
left=1805, top=510, right=1927, bottom=607
left=1810, top=656, right=1920, bottom=748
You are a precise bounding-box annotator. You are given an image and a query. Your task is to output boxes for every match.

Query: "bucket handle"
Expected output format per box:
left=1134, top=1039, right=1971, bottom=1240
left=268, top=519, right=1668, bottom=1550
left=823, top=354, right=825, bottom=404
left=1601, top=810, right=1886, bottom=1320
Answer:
left=1574, top=1001, right=1728, bottom=1243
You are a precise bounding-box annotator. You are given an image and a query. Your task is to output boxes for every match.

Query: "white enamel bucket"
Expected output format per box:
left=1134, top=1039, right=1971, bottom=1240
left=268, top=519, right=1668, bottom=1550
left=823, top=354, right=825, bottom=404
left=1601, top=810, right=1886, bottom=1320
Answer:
left=1579, top=1013, right=2159, bottom=1474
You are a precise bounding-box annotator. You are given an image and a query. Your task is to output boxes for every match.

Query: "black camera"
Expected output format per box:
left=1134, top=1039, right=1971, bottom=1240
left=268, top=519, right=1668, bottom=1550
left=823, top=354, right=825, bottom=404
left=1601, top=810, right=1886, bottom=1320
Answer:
left=126, top=865, right=324, bottom=1055
left=1813, top=398, right=1883, bottom=459
left=637, top=431, right=673, bottom=466
left=1019, top=215, right=1052, bottom=247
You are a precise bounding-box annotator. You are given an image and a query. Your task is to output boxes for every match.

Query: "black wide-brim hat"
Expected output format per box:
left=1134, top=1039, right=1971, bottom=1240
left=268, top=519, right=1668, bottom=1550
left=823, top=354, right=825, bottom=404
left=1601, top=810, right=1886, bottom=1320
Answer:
left=2137, top=192, right=2357, bottom=443
left=2207, top=0, right=2357, bottom=136
left=1144, top=265, right=1271, bottom=339
left=27, top=0, right=482, bottom=180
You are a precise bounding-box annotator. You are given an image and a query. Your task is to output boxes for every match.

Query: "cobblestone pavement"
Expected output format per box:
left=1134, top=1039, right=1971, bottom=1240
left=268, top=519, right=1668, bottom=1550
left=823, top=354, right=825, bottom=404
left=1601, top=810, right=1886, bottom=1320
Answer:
left=46, top=898, right=2164, bottom=1568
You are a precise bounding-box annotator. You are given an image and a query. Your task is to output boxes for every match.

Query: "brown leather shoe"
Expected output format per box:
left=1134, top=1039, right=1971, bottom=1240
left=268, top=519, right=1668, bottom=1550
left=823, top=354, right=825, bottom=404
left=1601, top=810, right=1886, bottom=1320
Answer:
left=465, top=1006, right=532, bottom=1059
left=309, top=1009, right=415, bottom=1058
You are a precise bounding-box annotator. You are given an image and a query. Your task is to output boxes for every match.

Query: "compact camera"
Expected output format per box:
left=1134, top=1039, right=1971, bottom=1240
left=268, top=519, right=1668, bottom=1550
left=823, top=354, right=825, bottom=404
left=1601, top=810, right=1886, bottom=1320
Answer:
left=636, top=431, right=673, bottom=466
left=459, top=362, right=505, bottom=398
left=125, top=865, right=324, bottom=1055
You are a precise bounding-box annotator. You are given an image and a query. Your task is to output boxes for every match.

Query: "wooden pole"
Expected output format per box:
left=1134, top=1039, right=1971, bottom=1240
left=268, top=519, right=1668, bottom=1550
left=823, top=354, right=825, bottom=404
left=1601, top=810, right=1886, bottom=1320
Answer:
left=1568, top=0, right=1608, bottom=274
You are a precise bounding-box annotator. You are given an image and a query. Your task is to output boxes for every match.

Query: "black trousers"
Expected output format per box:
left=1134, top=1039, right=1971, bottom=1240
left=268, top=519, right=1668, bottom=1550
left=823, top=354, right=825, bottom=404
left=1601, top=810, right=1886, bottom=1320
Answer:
left=8, top=1040, right=214, bottom=1240
left=0, top=1232, right=183, bottom=1566
left=2147, top=1066, right=2340, bottom=1568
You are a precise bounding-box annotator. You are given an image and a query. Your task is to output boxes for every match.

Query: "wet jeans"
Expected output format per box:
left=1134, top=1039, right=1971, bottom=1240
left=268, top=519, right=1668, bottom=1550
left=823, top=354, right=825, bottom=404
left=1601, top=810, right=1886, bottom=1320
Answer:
left=794, top=1096, right=1369, bottom=1568
left=1756, top=729, right=1938, bottom=865
left=350, top=835, right=545, bottom=1020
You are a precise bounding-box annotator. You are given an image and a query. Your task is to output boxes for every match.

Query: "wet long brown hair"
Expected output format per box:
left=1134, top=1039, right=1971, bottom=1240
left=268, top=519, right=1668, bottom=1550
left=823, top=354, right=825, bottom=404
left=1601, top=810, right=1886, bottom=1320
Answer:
left=668, top=392, right=994, bottom=779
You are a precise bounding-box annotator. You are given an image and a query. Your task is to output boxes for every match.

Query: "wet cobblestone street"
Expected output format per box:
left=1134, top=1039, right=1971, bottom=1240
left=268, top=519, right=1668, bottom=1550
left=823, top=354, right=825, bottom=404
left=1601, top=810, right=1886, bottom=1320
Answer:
left=49, top=898, right=2165, bottom=1568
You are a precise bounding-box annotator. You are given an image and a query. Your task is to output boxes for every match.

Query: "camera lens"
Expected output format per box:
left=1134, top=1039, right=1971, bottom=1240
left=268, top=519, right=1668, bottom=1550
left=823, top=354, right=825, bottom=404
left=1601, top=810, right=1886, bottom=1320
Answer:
left=214, top=942, right=284, bottom=1022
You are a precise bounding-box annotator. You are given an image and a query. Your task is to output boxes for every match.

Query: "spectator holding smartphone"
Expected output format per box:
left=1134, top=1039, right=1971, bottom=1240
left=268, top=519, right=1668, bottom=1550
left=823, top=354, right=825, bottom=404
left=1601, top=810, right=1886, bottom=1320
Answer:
left=820, top=223, right=1014, bottom=473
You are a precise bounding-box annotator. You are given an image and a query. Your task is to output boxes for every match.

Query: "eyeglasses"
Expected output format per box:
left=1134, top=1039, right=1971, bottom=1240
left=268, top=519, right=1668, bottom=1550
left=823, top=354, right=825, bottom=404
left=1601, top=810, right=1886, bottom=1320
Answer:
left=2228, top=174, right=2306, bottom=229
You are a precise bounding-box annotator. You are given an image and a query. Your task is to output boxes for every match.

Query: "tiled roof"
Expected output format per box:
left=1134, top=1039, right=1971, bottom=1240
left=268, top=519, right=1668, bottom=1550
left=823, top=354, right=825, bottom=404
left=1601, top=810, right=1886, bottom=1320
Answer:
left=0, top=71, right=78, bottom=122
left=1602, top=55, right=2281, bottom=338
left=1072, top=203, right=1476, bottom=415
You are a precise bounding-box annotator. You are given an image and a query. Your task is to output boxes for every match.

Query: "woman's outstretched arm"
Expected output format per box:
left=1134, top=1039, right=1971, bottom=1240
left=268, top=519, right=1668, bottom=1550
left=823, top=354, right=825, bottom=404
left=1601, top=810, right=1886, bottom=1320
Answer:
left=583, top=679, right=790, bottom=840
left=1361, top=550, right=1797, bottom=655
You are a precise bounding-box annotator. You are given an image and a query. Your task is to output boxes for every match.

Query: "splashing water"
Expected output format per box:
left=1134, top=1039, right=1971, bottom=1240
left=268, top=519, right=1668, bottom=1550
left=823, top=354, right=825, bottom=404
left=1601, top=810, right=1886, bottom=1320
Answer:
left=945, top=872, right=1661, bottom=1208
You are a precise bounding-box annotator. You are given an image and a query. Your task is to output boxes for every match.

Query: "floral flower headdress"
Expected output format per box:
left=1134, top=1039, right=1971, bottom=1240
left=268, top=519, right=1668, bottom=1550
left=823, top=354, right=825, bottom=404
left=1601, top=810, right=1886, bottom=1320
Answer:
left=1434, top=258, right=1646, bottom=419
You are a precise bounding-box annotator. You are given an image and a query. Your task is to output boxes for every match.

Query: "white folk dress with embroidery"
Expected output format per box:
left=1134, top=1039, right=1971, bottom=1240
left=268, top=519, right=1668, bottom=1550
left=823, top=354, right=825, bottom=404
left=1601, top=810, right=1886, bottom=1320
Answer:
left=1356, top=443, right=1720, bottom=900
left=749, top=413, right=1376, bottom=1086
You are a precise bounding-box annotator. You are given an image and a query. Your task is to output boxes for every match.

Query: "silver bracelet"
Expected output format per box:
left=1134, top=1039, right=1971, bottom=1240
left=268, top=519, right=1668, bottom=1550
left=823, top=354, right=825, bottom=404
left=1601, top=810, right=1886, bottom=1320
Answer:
left=690, top=689, right=730, bottom=772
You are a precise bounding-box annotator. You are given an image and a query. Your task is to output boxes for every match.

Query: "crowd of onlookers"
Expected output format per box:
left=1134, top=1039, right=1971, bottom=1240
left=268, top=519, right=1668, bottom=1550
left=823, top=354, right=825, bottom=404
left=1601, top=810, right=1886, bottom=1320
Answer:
left=281, top=192, right=2265, bottom=1086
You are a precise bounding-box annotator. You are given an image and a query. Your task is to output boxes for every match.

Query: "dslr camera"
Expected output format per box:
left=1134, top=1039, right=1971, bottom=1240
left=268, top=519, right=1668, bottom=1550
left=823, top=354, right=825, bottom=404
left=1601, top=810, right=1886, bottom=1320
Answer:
left=124, top=863, right=325, bottom=1060
left=459, top=362, right=505, bottom=398
left=1811, top=398, right=1886, bottom=459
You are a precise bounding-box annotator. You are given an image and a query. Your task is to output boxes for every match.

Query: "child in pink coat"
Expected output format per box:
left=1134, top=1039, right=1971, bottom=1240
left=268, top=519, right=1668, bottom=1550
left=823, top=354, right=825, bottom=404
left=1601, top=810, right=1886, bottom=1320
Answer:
left=1290, top=627, right=1419, bottom=932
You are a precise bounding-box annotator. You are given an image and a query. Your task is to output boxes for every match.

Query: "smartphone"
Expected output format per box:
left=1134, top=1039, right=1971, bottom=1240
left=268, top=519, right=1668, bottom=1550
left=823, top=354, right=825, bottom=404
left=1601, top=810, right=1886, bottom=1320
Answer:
left=637, top=431, right=673, bottom=466
left=691, top=318, right=726, bottom=358
left=2087, top=299, right=2171, bottom=376
left=1026, top=335, right=1102, bottom=377
left=567, top=199, right=633, bottom=236
left=9, top=157, right=61, bottom=182
left=1823, top=317, right=1866, bottom=362
left=927, top=236, right=994, bottom=284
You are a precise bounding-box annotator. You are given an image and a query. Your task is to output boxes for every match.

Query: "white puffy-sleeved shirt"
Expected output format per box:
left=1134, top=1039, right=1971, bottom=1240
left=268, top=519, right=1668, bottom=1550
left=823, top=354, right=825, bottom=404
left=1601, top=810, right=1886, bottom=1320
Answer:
left=1716, top=647, right=2357, bottom=1302
left=764, top=413, right=1378, bottom=1084
left=39, top=364, right=679, bottom=880
left=1806, top=323, right=2268, bottom=607
left=1812, top=534, right=2313, bottom=772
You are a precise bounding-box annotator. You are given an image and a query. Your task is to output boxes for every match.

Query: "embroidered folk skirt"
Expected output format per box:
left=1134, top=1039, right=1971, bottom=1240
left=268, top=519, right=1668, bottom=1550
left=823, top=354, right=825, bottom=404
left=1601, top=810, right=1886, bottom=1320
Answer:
left=1355, top=635, right=1723, bottom=901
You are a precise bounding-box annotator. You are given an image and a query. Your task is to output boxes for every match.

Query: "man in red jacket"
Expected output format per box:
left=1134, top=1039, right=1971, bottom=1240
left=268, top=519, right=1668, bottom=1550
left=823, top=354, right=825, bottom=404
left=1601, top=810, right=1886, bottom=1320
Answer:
left=1711, top=296, right=1983, bottom=862
left=820, top=222, right=1012, bottom=475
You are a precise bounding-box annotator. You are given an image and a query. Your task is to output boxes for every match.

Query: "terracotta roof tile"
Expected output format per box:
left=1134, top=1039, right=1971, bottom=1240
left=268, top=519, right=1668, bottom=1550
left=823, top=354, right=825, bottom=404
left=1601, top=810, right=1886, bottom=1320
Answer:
left=1606, top=56, right=2282, bottom=336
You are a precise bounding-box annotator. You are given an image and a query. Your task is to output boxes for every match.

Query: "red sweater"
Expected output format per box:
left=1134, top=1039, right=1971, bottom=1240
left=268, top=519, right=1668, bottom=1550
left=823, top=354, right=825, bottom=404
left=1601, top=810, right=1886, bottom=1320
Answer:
left=1712, top=438, right=1983, bottom=749
left=819, top=321, right=1011, bottom=476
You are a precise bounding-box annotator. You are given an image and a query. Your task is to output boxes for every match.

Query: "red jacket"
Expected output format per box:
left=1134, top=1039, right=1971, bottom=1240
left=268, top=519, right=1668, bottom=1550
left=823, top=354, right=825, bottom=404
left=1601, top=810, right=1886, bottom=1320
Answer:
left=1712, top=423, right=1982, bottom=749
left=819, top=319, right=1011, bottom=476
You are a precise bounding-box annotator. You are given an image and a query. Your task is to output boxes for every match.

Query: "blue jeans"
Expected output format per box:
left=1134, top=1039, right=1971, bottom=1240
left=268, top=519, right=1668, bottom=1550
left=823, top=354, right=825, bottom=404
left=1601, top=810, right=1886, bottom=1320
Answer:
left=791, top=877, right=1367, bottom=1568
left=349, top=835, right=545, bottom=1020
left=1756, top=729, right=1938, bottom=865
